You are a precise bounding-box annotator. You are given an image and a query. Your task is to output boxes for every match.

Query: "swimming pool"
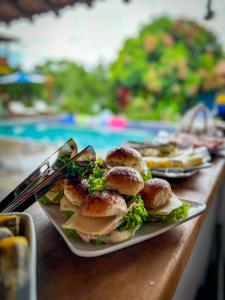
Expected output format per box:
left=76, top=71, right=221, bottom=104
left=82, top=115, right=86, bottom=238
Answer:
left=0, top=121, right=156, bottom=152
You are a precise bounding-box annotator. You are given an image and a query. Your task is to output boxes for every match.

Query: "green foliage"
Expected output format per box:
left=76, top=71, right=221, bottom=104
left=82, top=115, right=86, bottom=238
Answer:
left=111, top=17, right=225, bottom=120
left=35, top=61, right=116, bottom=114
left=2, top=17, right=224, bottom=121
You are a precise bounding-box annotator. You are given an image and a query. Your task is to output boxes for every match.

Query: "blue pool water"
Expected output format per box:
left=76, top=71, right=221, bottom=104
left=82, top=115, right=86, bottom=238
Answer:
left=0, top=121, right=156, bottom=152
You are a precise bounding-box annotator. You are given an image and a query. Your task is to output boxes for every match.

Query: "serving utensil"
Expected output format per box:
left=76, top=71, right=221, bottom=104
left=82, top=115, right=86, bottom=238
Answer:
left=0, top=139, right=96, bottom=213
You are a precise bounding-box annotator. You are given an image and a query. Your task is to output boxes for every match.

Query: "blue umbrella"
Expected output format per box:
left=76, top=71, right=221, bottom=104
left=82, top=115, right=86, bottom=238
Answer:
left=0, top=71, right=45, bottom=84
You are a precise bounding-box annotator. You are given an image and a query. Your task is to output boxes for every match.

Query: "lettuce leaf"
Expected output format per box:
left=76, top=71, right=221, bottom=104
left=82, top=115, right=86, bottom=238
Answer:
left=65, top=161, right=95, bottom=178
left=52, top=155, right=70, bottom=170
left=63, top=228, right=79, bottom=239
left=87, top=163, right=106, bottom=192
left=141, top=169, right=152, bottom=181
left=118, top=195, right=148, bottom=232
left=39, top=190, right=64, bottom=205
left=63, top=211, right=75, bottom=218
left=148, top=203, right=190, bottom=223
left=39, top=195, right=52, bottom=205
left=90, top=238, right=103, bottom=245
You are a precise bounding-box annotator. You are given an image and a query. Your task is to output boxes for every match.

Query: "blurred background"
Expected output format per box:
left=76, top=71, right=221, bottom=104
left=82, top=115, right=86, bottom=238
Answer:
left=0, top=0, right=225, bottom=123
left=1, top=0, right=225, bottom=193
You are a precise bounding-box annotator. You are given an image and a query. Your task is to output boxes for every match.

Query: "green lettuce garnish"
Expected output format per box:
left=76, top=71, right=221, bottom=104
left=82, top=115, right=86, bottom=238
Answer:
left=90, top=238, right=103, bottom=245
left=63, top=211, right=75, bottom=218
left=39, top=190, right=64, bottom=205
left=52, top=155, right=70, bottom=170
left=63, top=228, right=79, bottom=239
left=96, top=158, right=104, bottom=165
left=118, top=195, right=148, bottom=232
left=87, top=163, right=106, bottom=192
left=39, top=195, right=52, bottom=205
left=65, top=161, right=95, bottom=178
left=141, top=169, right=152, bottom=181
left=148, top=203, right=190, bottom=223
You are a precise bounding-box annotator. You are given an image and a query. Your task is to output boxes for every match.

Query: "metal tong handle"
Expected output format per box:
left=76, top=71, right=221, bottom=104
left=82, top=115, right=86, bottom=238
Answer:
left=1, top=145, right=95, bottom=213
left=0, top=137, right=96, bottom=213
left=1, top=145, right=96, bottom=213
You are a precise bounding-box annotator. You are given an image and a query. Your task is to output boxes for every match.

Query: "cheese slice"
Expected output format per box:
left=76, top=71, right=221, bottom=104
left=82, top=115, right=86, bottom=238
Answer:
left=46, top=191, right=57, bottom=202
left=60, top=196, right=77, bottom=213
left=62, top=214, right=122, bottom=236
left=149, top=194, right=182, bottom=216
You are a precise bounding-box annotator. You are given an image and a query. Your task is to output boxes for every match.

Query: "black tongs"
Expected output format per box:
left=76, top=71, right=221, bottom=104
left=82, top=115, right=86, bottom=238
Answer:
left=0, top=139, right=96, bottom=213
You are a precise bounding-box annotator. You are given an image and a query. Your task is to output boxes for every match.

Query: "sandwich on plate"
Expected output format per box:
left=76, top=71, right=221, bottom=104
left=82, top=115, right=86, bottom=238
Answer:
left=140, top=178, right=189, bottom=222
left=39, top=146, right=189, bottom=245
left=62, top=165, right=148, bottom=244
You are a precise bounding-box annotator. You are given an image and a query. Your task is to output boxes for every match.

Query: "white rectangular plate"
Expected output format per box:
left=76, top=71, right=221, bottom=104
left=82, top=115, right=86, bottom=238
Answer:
left=38, top=198, right=206, bottom=257
left=0, top=212, right=36, bottom=300
left=151, top=169, right=198, bottom=178
left=150, top=162, right=211, bottom=179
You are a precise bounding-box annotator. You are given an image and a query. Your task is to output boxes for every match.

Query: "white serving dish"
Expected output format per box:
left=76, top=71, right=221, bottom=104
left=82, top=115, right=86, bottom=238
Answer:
left=151, top=169, right=198, bottom=178
left=38, top=198, right=206, bottom=257
left=0, top=212, right=36, bottom=300
left=151, top=162, right=211, bottom=179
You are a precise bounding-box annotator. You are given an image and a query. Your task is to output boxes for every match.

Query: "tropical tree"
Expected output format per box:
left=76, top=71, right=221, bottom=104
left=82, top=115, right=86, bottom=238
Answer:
left=111, top=17, right=225, bottom=120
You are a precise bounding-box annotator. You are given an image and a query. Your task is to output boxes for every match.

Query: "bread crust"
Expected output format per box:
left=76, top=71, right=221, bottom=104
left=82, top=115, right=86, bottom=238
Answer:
left=140, top=178, right=172, bottom=210
left=64, top=180, right=89, bottom=206
left=105, top=147, right=143, bottom=172
left=105, top=166, right=144, bottom=196
left=79, top=190, right=127, bottom=217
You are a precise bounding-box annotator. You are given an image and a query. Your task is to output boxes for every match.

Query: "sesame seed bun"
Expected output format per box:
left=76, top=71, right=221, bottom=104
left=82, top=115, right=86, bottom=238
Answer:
left=64, top=180, right=89, bottom=206
left=105, top=146, right=143, bottom=172
left=140, top=178, right=172, bottom=210
left=105, top=166, right=144, bottom=196
left=79, top=190, right=127, bottom=217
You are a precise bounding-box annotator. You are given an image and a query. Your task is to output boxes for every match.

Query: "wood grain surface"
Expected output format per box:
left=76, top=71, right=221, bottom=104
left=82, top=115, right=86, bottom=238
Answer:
left=26, top=158, right=225, bottom=300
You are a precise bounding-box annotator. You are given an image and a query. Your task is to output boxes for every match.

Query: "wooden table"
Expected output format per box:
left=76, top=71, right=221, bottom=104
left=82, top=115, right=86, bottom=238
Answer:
left=26, top=158, right=225, bottom=300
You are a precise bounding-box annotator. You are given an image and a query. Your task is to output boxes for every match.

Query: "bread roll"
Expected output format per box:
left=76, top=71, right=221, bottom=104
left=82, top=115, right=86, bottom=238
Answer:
left=140, top=178, right=172, bottom=210
left=105, top=146, right=143, bottom=172
left=64, top=180, right=88, bottom=206
left=79, top=190, right=127, bottom=217
left=105, top=166, right=144, bottom=196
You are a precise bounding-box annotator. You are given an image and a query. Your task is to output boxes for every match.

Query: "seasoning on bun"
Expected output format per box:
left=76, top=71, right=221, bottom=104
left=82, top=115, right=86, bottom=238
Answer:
left=62, top=192, right=148, bottom=244
left=140, top=178, right=172, bottom=210
left=105, top=166, right=144, bottom=196
left=140, top=178, right=189, bottom=222
left=79, top=190, right=127, bottom=217
left=64, top=180, right=89, bottom=206
left=105, top=146, right=143, bottom=172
